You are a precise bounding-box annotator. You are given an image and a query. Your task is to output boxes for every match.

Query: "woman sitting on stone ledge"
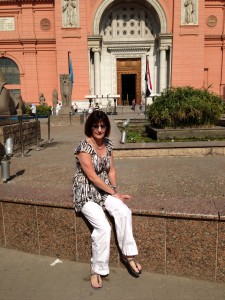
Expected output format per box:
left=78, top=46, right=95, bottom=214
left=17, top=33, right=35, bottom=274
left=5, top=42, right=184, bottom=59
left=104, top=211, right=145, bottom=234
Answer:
left=73, top=110, right=142, bottom=289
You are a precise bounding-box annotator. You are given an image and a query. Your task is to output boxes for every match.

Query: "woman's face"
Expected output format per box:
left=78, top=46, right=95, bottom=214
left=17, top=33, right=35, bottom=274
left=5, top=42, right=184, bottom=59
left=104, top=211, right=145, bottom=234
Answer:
left=91, top=121, right=107, bottom=140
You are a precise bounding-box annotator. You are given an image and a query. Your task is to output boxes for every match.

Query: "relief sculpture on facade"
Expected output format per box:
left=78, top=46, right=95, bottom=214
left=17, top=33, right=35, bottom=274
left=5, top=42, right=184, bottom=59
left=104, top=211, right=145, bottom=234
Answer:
left=182, top=0, right=197, bottom=25
left=184, top=0, right=195, bottom=24
left=62, top=0, right=77, bottom=27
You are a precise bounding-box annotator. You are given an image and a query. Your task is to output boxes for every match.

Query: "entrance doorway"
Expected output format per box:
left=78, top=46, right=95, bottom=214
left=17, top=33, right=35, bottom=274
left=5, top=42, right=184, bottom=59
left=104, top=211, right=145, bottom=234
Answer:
left=117, top=58, right=141, bottom=105
left=122, top=74, right=136, bottom=105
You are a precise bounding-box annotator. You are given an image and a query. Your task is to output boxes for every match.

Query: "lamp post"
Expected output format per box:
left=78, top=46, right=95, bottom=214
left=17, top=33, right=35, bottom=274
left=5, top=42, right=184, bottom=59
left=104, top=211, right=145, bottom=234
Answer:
left=120, top=119, right=130, bottom=144
left=108, top=95, right=119, bottom=115
left=85, top=95, right=96, bottom=106
left=1, top=137, right=14, bottom=183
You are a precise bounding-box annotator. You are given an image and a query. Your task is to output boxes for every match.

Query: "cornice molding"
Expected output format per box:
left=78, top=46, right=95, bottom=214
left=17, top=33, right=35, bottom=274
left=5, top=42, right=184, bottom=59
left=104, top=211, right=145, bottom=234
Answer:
left=107, top=47, right=150, bottom=53
left=0, top=38, right=56, bottom=45
left=0, top=0, right=52, bottom=3
left=205, top=35, right=224, bottom=41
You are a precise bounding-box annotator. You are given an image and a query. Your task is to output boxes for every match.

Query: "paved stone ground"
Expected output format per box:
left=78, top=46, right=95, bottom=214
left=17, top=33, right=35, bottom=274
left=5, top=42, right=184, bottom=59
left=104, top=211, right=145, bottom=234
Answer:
left=2, top=113, right=225, bottom=216
left=1, top=247, right=225, bottom=300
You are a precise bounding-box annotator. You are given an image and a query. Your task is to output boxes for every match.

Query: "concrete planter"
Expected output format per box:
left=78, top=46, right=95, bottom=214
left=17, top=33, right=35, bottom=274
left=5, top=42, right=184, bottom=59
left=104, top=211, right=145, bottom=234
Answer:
left=147, top=126, right=225, bottom=140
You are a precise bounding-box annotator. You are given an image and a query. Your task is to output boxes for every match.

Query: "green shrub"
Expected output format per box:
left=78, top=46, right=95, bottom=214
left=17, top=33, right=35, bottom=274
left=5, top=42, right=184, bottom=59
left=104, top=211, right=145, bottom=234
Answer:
left=36, top=105, right=52, bottom=116
left=24, top=104, right=52, bottom=116
left=146, top=86, right=225, bottom=128
left=25, top=104, right=31, bottom=115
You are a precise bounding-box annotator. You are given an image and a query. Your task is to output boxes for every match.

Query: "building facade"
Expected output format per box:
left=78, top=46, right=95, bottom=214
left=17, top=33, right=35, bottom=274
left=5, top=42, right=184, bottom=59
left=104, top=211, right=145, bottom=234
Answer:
left=0, top=0, right=224, bottom=106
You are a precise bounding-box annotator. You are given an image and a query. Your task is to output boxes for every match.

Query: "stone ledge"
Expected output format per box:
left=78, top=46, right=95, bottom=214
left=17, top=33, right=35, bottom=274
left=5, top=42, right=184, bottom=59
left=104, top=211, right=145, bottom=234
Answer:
left=0, top=193, right=225, bottom=283
left=114, top=147, right=225, bottom=157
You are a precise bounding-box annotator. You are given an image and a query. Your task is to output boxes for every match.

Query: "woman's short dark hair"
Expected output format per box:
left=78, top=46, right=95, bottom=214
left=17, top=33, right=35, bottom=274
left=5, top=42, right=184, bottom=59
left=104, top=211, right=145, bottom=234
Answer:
left=85, top=110, right=111, bottom=137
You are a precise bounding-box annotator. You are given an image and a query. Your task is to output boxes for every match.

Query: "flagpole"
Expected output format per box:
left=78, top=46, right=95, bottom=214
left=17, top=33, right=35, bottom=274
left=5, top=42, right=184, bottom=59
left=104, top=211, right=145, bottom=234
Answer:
left=145, top=54, right=152, bottom=112
left=68, top=51, right=70, bottom=73
left=145, top=55, right=149, bottom=114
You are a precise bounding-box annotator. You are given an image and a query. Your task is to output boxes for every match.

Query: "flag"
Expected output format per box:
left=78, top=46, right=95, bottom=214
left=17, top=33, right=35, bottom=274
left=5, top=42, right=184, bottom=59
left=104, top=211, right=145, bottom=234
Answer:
left=145, top=56, right=152, bottom=97
left=68, top=52, right=74, bottom=87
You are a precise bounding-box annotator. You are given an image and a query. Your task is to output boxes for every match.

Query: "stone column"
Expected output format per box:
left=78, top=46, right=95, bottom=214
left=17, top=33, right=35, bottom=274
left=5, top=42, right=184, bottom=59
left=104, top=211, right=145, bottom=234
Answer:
left=92, top=47, right=101, bottom=97
left=159, top=46, right=168, bottom=92
left=88, top=48, right=92, bottom=92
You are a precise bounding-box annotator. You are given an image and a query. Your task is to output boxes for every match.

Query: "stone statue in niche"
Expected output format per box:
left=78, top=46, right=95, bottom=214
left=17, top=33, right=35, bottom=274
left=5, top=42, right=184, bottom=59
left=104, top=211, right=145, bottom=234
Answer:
left=39, top=92, right=46, bottom=106
left=184, top=0, right=195, bottom=24
left=59, top=74, right=72, bottom=114
left=62, top=0, right=77, bottom=27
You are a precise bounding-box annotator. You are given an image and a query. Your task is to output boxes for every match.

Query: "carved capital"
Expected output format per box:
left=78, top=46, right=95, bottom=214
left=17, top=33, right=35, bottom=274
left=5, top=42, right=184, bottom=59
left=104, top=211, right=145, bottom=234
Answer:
left=159, top=46, right=169, bottom=51
left=92, top=47, right=101, bottom=54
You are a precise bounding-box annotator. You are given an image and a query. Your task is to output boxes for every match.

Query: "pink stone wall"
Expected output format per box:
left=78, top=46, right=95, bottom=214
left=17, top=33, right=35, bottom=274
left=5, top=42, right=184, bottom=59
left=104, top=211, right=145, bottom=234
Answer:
left=171, top=0, right=205, bottom=89
left=54, top=0, right=90, bottom=101
left=0, top=0, right=224, bottom=105
left=0, top=1, right=57, bottom=104
left=171, top=0, right=225, bottom=98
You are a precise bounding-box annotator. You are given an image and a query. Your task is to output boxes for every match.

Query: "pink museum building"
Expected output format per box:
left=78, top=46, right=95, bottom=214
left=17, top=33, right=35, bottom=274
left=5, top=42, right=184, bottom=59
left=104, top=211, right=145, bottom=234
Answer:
left=0, top=0, right=224, bottom=107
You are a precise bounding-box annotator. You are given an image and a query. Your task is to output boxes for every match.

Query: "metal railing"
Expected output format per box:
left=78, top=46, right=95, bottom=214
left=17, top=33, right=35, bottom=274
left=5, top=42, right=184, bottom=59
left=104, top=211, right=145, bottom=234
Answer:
left=0, top=114, right=51, bottom=158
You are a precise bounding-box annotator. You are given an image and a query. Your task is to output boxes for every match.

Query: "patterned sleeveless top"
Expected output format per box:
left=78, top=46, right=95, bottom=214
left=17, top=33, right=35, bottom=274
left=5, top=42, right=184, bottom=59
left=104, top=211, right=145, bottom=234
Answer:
left=73, top=138, right=113, bottom=212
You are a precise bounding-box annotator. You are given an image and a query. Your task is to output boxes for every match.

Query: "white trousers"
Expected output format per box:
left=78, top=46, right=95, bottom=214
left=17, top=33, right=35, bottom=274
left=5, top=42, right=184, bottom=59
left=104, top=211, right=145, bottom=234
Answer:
left=81, top=195, right=138, bottom=275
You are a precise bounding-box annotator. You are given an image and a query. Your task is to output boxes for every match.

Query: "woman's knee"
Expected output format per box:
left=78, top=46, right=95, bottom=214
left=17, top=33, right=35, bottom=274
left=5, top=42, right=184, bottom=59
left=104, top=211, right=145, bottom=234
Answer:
left=121, top=206, right=132, bottom=218
left=105, top=196, right=132, bottom=217
left=114, top=204, right=132, bottom=218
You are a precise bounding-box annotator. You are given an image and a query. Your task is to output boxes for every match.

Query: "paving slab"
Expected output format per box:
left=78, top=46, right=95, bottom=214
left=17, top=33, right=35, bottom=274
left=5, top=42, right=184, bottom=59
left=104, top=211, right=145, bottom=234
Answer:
left=0, top=247, right=225, bottom=300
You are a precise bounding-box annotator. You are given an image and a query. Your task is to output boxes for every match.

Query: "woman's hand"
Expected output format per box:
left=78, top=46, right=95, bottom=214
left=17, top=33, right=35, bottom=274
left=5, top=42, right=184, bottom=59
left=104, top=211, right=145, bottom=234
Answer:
left=114, top=192, right=132, bottom=201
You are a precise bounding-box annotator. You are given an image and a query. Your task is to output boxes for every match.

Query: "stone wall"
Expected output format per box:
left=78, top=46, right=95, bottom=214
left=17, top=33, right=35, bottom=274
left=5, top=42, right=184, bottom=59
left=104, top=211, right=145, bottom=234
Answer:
left=0, top=120, right=40, bottom=156
left=1, top=198, right=225, bottom=283
left=50, top=114, right=84, bottom=126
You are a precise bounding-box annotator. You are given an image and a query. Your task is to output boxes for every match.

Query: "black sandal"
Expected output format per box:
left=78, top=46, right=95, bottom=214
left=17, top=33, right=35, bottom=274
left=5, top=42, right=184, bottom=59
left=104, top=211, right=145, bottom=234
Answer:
left=121, top=256, right=142, bottom=278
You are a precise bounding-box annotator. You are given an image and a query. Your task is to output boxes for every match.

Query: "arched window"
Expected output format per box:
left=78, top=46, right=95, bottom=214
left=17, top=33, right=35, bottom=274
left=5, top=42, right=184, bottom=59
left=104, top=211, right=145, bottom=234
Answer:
left=0, top=57, right=20, bottom=84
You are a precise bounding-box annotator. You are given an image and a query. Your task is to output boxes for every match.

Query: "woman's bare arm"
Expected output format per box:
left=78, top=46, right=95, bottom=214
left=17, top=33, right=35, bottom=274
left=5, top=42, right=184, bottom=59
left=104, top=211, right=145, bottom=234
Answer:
left=77, top=152, right=132, bottom=201
left=108, top=153, right=117, bottom=187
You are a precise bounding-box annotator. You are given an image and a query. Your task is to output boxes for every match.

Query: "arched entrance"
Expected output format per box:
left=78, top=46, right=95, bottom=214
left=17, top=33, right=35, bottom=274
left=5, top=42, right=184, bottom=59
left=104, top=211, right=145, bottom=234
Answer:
left=88, top=0, right=172, bottom=106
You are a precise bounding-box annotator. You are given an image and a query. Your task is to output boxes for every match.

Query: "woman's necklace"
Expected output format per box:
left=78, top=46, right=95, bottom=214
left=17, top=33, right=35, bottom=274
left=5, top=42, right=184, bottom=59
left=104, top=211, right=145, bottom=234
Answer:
left=90, top=138, right=104, bottom=150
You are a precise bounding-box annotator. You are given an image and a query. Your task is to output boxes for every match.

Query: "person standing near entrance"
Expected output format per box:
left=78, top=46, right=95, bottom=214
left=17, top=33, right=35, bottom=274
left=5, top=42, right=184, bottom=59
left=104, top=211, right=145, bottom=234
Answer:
left=131, top=98, right=136, bottom=111
left=73, top=110, right=142, bottom=289
left=139, top=100, right=144, bottom=114
left=30, top=104, right=36, bottom=118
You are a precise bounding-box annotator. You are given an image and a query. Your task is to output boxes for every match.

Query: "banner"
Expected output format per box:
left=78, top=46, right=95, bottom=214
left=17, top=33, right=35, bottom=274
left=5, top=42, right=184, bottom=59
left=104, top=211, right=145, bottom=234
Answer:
left=68, top=52, right=74, bottom=87
left=145, top=56, right=152, bottom=97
